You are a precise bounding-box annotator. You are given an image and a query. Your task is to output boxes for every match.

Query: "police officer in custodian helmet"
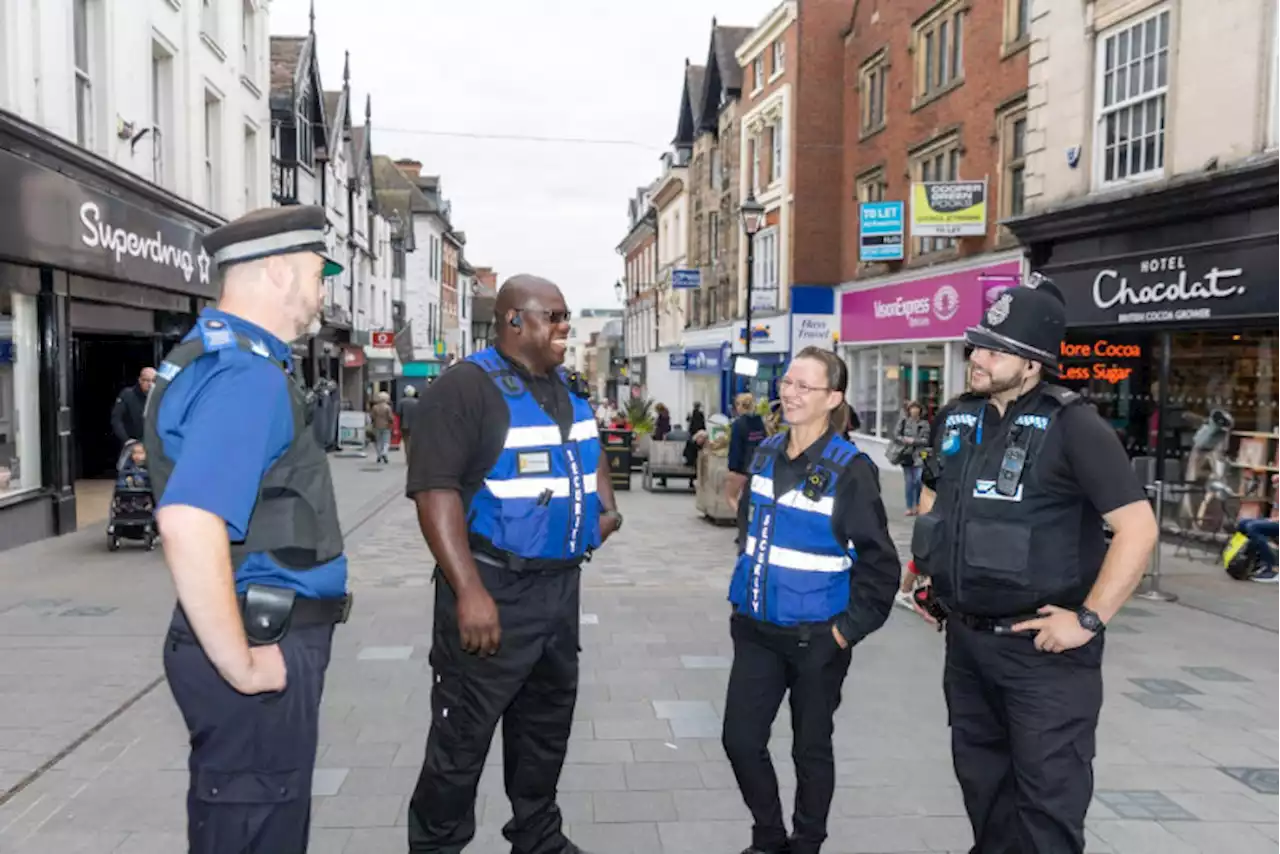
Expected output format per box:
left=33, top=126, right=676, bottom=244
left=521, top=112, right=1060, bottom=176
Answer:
left=144, top=205, right=352, bottom=853
left=912, top=275, right=1158, bottom=853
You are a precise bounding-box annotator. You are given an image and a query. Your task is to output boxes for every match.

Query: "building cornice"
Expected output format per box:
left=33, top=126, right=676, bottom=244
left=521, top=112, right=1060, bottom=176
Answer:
left=650, top=167, right=687, bottom=210
left=1005, top=154, right=1279, bottom=244
left=741, top=84, right=789, bottom=134
left=736, top=1, right=798, bottom=64
left=615, top=216, right=656, bottom=255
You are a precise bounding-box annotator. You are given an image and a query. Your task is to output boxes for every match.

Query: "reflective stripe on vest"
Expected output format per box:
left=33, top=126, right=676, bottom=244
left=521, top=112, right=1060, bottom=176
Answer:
left=728, top=433, right=859, bottom=625
left=466, top=347, right=602, bottom=563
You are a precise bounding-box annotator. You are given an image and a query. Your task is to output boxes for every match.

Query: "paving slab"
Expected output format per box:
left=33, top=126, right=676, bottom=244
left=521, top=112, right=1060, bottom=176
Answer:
left=0, top=470, right=1274, bottom=853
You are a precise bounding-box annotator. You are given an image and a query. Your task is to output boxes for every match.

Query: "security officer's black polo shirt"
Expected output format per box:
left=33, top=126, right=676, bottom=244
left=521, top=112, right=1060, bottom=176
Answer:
left=405, top=354, right=573, bottom=508
left=928, top=386, right=1148, bottom=605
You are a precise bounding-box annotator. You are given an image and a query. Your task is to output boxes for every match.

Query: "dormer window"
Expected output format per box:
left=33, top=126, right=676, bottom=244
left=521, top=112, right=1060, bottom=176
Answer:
left=296, top=96, right=313, bottom=168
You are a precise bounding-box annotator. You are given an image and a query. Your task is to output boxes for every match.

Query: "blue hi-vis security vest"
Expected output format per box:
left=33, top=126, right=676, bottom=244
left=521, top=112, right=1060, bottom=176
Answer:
left=465, top=348, right=603, bottom=566
left=728, top=433, right=860, bottom=625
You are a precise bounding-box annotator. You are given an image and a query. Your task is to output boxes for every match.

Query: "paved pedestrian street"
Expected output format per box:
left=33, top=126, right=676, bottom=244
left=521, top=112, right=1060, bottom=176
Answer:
left=0, top=458, right=1276, bottom=853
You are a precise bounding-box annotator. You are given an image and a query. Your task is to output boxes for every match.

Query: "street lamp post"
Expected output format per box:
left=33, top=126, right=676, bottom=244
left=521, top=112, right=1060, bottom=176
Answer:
left=738, top=193, right=766, bottom=393
left=613, top=279, right=626, bottom=403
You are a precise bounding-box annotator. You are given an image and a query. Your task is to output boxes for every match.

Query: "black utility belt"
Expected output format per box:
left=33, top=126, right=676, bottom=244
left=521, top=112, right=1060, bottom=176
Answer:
left=239, top=583, right=352, bottom=645
left=949, top=609, right=1041, bottom=635
left=472, top=549, right=583, bottom=575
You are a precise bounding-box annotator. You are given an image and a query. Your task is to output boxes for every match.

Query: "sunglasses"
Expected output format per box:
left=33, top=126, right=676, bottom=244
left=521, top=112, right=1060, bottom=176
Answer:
left=517, top=308, right=572, bottom=324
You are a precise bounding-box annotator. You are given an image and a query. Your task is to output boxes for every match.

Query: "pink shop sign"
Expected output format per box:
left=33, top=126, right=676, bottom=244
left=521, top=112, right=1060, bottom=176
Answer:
left=840, top=260, right=1022, bottom=343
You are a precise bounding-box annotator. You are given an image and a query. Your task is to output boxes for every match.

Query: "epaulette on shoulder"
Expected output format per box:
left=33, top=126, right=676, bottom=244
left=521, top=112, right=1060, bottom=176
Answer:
left=1041, top=384, right=1082, bottom=408
left=195, top=317, right=237, bottom=352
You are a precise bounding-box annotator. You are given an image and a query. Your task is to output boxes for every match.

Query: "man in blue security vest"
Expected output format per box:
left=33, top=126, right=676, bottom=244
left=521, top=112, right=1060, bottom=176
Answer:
left=405, top=275, right=621, bottom=854
left=723, top=347, right=901, bottom=854
left=144, top=205, right=352, bottom=854
left=912, top=275, right=1158, bottom=853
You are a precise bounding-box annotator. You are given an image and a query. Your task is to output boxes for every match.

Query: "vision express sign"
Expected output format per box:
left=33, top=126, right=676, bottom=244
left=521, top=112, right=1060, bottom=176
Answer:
left=0, top=147, right=216, bottom=297
left=1050, top=240, right=1280, bottom=327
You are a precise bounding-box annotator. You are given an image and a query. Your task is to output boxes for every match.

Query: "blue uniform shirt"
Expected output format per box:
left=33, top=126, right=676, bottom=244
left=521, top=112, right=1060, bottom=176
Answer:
left=154, top=307, right=348, bottom=599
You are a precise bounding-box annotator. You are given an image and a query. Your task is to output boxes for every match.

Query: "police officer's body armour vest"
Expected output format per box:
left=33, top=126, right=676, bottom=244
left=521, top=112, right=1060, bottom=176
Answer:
left=465, top=348, right=602, bottom=567
left=143, top=317, right=344, bottom=571
left=924, top=384, right=1105, bottom=617
left=729, top=432, right=862, bottom=625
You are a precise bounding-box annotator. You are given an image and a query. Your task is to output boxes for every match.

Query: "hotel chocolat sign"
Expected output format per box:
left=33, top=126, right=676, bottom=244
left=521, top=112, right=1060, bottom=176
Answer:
left=0, top=147, right=215, bottom=297
left=1055, top=242, right=1278, bottom=327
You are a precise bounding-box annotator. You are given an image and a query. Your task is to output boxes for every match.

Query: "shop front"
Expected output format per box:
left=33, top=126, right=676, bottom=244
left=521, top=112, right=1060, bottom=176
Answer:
left=838, top=253, right=1023, bottom=444
left=0, top=109, right=220, bottom=548
left=681, top=343, right=730, bottom=422
left=1012, top=157, right=1279, bottom=521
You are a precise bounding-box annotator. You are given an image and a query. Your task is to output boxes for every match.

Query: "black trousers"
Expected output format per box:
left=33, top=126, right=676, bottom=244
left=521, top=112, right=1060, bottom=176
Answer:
left=944, top=619, right=1104, bottom=854
left=408, top=564, right=581, bottom=854
left=163, top=607, right=334, bottom=854
left=722, top=615, right=853, bottom=854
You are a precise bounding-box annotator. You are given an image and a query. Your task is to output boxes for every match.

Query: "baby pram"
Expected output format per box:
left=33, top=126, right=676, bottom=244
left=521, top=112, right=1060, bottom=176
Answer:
left=107, top=440, right=158, bottom=551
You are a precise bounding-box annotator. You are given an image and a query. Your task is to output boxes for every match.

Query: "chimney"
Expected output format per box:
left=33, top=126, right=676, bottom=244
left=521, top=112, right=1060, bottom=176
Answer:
left=394, top=158, right=422, bottom=180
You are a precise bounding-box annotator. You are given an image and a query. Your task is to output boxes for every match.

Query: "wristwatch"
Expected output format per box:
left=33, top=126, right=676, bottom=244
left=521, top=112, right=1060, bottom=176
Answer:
left=602, top=510, right=624, bottom=531
left=1077, top=607, right=1104, bottom=634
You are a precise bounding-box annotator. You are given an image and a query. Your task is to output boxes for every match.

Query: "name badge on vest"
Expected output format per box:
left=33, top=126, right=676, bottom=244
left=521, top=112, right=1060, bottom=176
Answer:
left=518, top=451, right=552, bottom=475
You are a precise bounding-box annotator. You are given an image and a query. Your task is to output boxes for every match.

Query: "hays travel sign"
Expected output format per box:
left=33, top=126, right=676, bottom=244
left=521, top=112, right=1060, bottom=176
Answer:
left=0, top=147, right=215, bottom=297
left=1053, top=242, right=1279, bottom=327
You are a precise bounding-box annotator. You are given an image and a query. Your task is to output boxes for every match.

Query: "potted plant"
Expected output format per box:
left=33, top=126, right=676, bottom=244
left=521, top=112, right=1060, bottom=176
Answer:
left=625, top=397, right=655, bottom=467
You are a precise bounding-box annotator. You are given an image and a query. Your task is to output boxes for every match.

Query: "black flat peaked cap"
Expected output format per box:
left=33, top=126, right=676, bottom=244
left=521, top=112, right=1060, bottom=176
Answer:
left=204, top=205, right=344, bottom=278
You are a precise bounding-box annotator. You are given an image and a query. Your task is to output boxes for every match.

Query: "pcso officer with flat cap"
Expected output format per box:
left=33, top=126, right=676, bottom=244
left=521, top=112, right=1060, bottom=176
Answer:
left=911, top=274, right=1158, bottom=854
left=404, top=274, right=620, bottom=854
left=144, top=205, right=352, bottom=854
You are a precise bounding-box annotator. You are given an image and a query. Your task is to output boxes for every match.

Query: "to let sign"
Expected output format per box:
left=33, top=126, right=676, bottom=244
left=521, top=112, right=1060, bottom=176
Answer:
left=859, top=202, right=905, bottom=262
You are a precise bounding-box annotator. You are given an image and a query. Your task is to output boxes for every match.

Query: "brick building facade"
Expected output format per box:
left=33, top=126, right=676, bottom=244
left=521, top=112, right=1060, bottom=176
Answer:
left=839, top=0, right=1031, bottom=280
left=686, top=22, right=753, bottom=330
left=834, top=0, right=1032, bottom=445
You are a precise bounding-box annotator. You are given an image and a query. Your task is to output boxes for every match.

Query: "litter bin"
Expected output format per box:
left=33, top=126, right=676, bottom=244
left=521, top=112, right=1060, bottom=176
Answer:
left=601, top=428, right=633, bottom=491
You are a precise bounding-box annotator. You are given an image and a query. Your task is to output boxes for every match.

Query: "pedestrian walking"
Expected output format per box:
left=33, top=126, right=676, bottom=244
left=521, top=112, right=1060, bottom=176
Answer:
left=404, top=274, right=621, bottom=854
left=370, top=391, right=395, bottom=463
left=397, top=385, right=419, bottom=465
left=143, top=205, right=352, bottom=854
left=722, top=346, right=900, bottom=854
left=111, top=366, right=156, bottom=446
left=912, top=274, right=1158, bottom=853
left=891, top=401, right=930, bottom=516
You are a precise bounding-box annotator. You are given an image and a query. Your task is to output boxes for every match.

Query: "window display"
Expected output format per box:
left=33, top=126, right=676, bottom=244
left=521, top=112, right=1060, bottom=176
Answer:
left=846, top=343, right=949, bottom=438
left=1060, top=326, right=1279, bottom=519
left=0, top=289, right=42, bottom=496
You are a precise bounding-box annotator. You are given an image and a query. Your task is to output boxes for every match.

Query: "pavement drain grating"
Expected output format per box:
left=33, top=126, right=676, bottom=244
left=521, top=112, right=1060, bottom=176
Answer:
left=58, top=605, right=118, bottom=617
left=1123, top=692, right=1201, bottom=711
left=1128, top=678, right=1202, bottom=695
left=1182, top=666, right=1251, bottom=682
left=357, top=646, right=415, bottom=661
left=1095, top=790, right=1198, bottom=821
left=1218, top=766, right=1280, bottom=795
left=680, top=655, right=731, bottom=670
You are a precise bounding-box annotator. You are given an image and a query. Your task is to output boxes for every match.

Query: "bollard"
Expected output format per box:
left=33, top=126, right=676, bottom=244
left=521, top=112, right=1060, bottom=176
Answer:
left=1137, top=479, right=1178, bottom=603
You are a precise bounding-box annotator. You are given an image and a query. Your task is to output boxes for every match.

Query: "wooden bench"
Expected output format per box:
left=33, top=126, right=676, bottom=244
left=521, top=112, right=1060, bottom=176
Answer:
left=642, top=440, right=696, bottom=492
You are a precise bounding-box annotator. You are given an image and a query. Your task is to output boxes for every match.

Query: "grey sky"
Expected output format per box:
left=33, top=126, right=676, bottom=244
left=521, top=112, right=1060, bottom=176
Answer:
left=272, top=0, right=779, bottom=311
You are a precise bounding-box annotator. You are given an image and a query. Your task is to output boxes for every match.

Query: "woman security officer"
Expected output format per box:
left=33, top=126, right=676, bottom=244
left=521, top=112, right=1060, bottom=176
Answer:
left=722, top=346, right=901, bottom=854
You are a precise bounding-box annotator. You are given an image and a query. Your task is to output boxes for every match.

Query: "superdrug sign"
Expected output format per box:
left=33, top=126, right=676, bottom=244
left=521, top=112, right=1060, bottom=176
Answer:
left=1053, top=240, right=1279, bottom=327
